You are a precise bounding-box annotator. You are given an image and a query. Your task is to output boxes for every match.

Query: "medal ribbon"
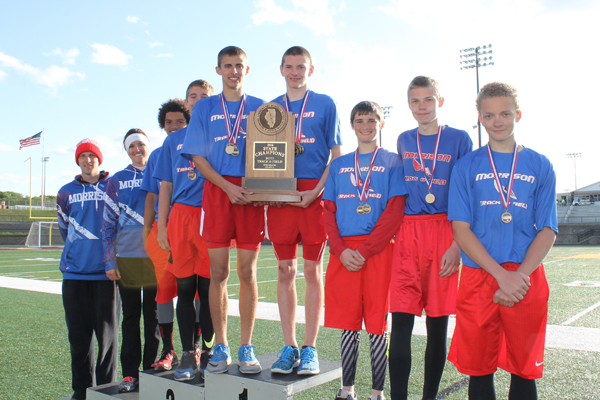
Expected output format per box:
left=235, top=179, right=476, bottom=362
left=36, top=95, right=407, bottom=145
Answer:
left=416, top=125, right=442, bottom=193
left=487, top=143, right=518, bottom=212
left=354, top=147, right=380, bottom=204
left=284, top=90, right=310, bottom=144
left=219, top=93, right=246, bottom=145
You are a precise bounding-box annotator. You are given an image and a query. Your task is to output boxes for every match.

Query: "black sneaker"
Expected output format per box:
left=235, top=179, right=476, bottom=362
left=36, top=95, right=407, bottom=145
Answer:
left=174, top=351, right=198, bottom=381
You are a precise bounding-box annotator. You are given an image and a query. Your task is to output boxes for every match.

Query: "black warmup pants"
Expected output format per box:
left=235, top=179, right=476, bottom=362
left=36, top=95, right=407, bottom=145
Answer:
left=117, top=257, right=160, bottom=378
left=62, top=279, right=120, bottom=400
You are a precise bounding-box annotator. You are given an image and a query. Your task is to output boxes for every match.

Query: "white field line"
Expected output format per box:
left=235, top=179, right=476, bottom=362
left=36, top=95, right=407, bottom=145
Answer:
left=2, top=276, right=600, bottom=353
left=0, top=263, right=58, bottom=268
left=561, top=300, right=600, bottom=325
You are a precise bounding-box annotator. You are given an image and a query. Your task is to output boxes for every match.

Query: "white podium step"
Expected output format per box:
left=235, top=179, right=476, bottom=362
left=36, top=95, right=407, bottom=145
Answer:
left=72, top=352, right=341, bottom=400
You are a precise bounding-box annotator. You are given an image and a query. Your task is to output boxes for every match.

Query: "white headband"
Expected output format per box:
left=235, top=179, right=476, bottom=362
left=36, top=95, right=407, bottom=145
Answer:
left=124, top=134, right=150, bottom=150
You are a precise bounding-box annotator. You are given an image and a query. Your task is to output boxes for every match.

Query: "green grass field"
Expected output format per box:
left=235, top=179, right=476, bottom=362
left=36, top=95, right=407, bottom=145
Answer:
left=1, top=245, right=600, bottom=399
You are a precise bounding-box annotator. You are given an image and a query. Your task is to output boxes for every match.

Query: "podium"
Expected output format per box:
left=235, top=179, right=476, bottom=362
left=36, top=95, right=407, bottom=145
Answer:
left=81, top=352, right=341, bottom=400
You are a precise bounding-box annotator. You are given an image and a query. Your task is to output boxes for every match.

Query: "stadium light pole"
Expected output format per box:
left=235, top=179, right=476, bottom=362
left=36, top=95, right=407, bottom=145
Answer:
left=41, top=156, right=50, bottom=209
left=381, top=106, right=393, bottom=147
left=566, top=153, right=582, bottom=190
left=459, top=44, right=494, bottom=148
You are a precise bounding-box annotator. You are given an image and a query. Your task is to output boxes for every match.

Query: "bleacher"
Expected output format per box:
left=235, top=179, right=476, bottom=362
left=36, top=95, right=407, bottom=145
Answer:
left=560, top=203, right=600, bottom=224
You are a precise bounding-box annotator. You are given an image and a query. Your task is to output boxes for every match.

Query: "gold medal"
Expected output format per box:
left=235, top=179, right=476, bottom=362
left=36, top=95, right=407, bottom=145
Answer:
left=225, top=143, right=239, bottom=156
left=362, top=204, right=371, bottom=214
left=188, top=171, right=197, bottom=180
left=501, top=212, right=512, bottom=223
left=295, top=143, right=304, bottom=156
left=425, top=193, right=435, bottom=204
left=357, top=205, right=364, bottom=215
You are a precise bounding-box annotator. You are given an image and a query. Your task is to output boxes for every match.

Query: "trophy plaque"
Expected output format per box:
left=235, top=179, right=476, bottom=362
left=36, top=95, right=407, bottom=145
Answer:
left=242, top=102, right=301, bottom=202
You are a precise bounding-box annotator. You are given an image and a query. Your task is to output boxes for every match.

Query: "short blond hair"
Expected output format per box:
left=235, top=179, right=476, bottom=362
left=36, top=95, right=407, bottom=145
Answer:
left=407, top=76, right=441, bottom=100
left=476, top=82, right=520, bottom=113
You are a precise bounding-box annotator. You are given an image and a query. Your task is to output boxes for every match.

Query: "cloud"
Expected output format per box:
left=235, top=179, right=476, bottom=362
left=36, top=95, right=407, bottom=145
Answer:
left=0, top=52, right=85, bottom=89
left=0, top=69, right=6, bottom=82
left=252, top=0, right=340, bottom=35
left=155, top=53, right=173, bottom=58
left=0, top=173, right=29, bottom=185
left=148, top=42, right=163, bottom=48
left=145, top=30, right=150, bottom=35
left=0, top=142, right=14, bottom=152
left=90, top=43, right=132, bottom=66
left=126, top=15, right=139, bottom=23
left=48, top=48, right=80, bottom=65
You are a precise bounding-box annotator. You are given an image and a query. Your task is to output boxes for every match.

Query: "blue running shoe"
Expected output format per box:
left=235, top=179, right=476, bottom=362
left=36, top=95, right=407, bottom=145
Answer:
left=174, top=351, right=198, bottom=381
left=238, top=344, right=262, bottom=374
left=207, top=343, right=231, bottom=374
left=298, top=346, right=320, bottom=375
left=271, top=345, right=300, bottom=374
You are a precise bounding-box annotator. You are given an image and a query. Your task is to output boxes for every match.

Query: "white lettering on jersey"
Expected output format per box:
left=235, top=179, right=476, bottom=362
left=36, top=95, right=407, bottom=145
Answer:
left=119, top=179, right=142, bottom=190
left=339, top=166, right=386, bottom=174
left=68, top=191, right=106, bottom=204
left=177, top=144, right=183, bottom=150
left=403, top=152, right=452, bottom=162
left=476, top=172, right=535, bottom=184
left=210, top=113, right=249, bottom=122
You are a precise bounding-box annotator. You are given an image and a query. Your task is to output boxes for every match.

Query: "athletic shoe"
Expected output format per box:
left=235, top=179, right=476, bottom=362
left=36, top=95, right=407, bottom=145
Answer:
left=118, top=376, right=138, bottom=393
left=152, top=349, right=178, bottom=371
left=207, top=343, right=231, bottom=374
left=298, top=346, right=320, bottom=375
left=174, top=351, right=198, bottom=381
left=238, top=344, right=262, bottom=374
left=369, top=395, right=385, bottom=400
left=199, top=348, right=213, bottom=378
left=335, top=389, right=357, bottom=399
left=271, top=345, right=300, bottom=374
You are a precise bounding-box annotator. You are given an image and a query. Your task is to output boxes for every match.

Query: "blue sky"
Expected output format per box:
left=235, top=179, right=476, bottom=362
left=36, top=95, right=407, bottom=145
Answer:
left=1, top=0, right=599, bottom=197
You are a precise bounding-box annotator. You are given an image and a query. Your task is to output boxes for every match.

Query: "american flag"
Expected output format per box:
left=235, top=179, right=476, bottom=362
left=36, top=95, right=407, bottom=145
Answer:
left=19, top=131, right=42, bottom=150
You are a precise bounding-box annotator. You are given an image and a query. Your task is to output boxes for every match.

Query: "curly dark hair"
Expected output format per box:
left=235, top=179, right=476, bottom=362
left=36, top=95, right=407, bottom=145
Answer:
left=157, top=99, right=190, bottom=129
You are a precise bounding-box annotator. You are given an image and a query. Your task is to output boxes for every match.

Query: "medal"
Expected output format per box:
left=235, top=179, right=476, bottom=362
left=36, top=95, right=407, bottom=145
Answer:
left=284, top=90, right=310, bottom=156
left=225, top=142, right=239, bottom=156
left=416, top=125, right=442, bottom=204
left=219, top=93, right=246, bottom=157
left=188, top=171, right=197, bottom=180
left=353, top=147, right=380, bottom=216
left=487, top=143, right=519, bottom=224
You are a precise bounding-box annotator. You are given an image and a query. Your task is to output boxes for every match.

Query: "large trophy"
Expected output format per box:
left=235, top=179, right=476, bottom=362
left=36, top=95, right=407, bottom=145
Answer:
left=242, top=102, right=301, bottom=202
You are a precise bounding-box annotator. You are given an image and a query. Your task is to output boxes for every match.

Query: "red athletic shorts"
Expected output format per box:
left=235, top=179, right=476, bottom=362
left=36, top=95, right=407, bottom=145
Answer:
left=147, top=222, right=177, bottom=303
left=448, top=263, right=549, bottom=379
left=325, top=235, right=393, bottom=335
left=165, top=203, right=210, bottom=279
left=390, top=214, right=458, bottom=317
left=266, top=179, right=327, bottom=261
left=201, top=176, right=264, bottom=250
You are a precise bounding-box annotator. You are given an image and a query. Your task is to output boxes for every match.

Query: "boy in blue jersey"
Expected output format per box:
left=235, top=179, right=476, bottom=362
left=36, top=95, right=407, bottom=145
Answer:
left=448, top=82, right=556, bottom=400
left=103, top=129, right=160, bottom=392
left=57, top=139, right=119, bottom=400
left=268, top=46, right=342, bottom=375
left=323, top=101, right=406, bottom=400
left=155, top=79, right=215, bottom=381
left=181, top=46, right=266, bottom=374
left=389, top=76, right=473, bottom=400
left=141, top=99, right=190, bottom=372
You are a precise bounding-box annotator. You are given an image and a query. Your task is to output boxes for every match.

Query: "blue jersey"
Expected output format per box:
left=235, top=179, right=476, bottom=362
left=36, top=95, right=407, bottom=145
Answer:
left=154, top=127, right=205, bottom=207
left=448, top=146, right=558, bottom=269
left=323, top=149, right=407, bottom=237
left=57, top=172, right=111, bottom=280
left=398, top=126, right=472, bottom=215
left=181, top=94, right=266, bottom=177
left=102, top=165, right=148, bottom=270
left=141, top=147, right=161, bottom=221
left=271, top=90, right=342, bottom=179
